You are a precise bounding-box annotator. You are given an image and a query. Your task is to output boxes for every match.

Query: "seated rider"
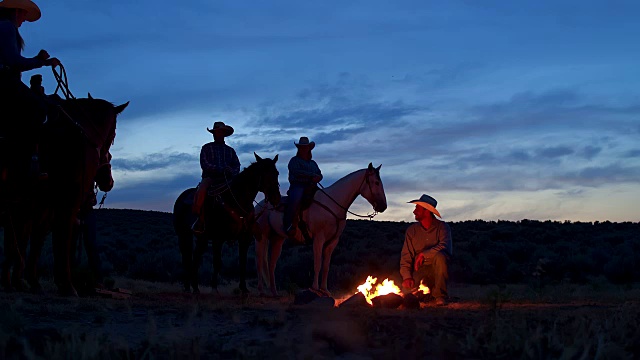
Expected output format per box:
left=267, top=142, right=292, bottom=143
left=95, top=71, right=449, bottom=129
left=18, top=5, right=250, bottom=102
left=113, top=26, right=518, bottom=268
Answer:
left=0, top=0, right=60, bottom=179
left=283, top=136, right=322, bottom=241
left=192, top=121, right=240, bottom=234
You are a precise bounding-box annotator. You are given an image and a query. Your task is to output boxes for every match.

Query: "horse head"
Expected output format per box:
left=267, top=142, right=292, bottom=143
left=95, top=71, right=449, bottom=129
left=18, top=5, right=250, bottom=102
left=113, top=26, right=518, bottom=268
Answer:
left=360, top=163, right=387, bottom=213
left=60, top=97, right=128, bottom=165
left=253, top=152, right=281, bottom=206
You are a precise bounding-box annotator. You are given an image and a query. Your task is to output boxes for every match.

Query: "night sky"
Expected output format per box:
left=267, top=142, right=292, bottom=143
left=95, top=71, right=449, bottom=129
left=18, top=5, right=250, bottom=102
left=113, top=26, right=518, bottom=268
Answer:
left=20, top=1, right=640, bottom=222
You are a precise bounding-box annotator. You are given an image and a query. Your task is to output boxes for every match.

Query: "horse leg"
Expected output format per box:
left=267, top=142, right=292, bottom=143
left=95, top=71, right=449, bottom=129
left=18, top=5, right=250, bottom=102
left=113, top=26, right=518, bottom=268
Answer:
left=254, top=232, right=268, bottom=296
left=25, top=228, right=47, bottom=293
left=211, top=239, right=223, bottom=292
left=267, top=235, right=285, bottom=297
left=1, top=215, right=18, bottom=291
left=191, top=235, right=208, bottom=294
left=319, top=236, right=341, bottom=296
left=238, top=233, right=250, bottom=296
left=178, top=231, right=193, bottom=293
left=311, top=235, right=325, bottom=292
left=12, top=217, right=30, bottom=292
left=52, top=214, right=78, bottom=297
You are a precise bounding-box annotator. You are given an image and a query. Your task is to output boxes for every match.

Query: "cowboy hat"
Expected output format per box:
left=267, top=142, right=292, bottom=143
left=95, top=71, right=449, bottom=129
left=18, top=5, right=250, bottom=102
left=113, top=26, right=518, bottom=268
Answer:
left=408, top=194, right=442, bottom=218
left=294, top=136, right=315, bottom=150
left=207, top=121, right=234, bottom=137
left=0, top=0, right=41, bottom=22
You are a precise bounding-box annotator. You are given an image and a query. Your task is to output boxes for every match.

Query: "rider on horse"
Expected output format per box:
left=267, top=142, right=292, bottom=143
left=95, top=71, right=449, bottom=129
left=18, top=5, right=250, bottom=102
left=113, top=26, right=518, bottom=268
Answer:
left=283, top=136, right=322, bottom=242
left=0, top=0, right=60, bottom=181
left=192, top=121, right=241, bottom=234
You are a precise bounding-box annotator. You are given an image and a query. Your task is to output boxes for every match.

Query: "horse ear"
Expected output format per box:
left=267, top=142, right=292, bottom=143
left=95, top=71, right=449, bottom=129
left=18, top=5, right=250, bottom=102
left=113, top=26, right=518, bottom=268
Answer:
left=368, top=163, right=374, bottom=171
left=88, top=92, right=93, bottom=99
left=376, top=164, right=382, bottom=171
left=273, top=154, right=278, bottom=163
left=254, top=152, right=262, bottom=161
left=114, top=101, right=129, bottom=115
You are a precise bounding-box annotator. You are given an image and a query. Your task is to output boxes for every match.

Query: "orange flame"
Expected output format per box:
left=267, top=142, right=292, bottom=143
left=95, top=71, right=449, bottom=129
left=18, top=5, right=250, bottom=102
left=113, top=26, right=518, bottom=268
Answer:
left=355, top=276, right=401, bottom=305
left=355, top=276, right=430, bottom=305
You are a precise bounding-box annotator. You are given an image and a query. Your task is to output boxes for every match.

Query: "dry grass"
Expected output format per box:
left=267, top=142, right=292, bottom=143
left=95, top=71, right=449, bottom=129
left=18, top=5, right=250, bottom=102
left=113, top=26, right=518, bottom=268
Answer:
left=1, top=278, right=639, bottom=359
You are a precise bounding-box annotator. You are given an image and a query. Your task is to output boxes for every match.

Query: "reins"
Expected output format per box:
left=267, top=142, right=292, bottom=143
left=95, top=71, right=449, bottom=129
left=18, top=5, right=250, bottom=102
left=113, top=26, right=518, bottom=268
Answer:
left=316, top=170, right=379, bottom=220
left=50, top=63, right=113, bottom=206
left=51, top=63, right=75, bottom=99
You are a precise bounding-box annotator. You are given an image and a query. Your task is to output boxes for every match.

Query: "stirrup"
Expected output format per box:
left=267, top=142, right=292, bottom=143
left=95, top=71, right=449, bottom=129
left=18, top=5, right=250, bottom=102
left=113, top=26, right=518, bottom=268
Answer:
left=191, top=219, right=205, bottom=234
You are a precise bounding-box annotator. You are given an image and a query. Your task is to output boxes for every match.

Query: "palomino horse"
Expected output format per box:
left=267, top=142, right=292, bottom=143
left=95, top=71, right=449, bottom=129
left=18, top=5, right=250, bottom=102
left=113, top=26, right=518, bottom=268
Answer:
left=1, top=96, right=128, bottom=296
left=254, top=163, right=387, bottom=296
left=173, top=153, right=281, bottom=295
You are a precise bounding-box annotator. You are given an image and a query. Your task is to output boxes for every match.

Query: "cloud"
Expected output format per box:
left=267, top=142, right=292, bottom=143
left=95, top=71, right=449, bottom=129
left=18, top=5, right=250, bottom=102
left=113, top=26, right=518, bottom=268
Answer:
left=111, top=152, right=197, bottom=172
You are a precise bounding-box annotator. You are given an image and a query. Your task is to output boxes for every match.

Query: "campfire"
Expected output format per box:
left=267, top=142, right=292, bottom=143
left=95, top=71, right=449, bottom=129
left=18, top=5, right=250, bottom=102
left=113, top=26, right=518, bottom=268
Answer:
left=340, top=276, right=430, bottom=308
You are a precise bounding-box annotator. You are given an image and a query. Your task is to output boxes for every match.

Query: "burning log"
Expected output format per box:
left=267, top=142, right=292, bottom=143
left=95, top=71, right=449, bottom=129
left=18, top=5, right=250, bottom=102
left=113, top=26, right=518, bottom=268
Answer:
left=339, top=292, right=370, bottom=308
left=371, top=293, right=404, bottom=309
left=401, top=293, right=420, bottom=309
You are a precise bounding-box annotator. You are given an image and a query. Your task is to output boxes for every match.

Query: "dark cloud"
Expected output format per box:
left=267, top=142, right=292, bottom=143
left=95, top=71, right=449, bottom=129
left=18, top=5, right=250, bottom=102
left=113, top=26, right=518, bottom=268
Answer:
left=625, top=149, right=640, bottom=158
left=111, top=153, right=197, bottom=172
left=536, top=146, right=574, bottom=158
left=106, top=174, right=199, bottom=212
left=579, top=146, right=602, bottom=160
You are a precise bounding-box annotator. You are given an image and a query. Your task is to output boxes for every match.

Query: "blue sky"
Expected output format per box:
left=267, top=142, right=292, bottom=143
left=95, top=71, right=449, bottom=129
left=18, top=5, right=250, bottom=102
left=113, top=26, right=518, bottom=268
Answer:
left=21, top=0, right=640, bottom=222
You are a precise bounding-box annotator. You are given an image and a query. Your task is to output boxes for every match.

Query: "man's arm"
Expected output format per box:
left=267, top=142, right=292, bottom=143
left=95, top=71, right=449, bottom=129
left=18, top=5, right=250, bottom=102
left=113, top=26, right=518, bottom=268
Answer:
left=399, top=228, right=414, bottom=280
left=422, top=222, right=452, bottom=259
left=288, top=157, right=318, bottom=182
left=229, top=148, right=240, bottom=176
left=0, top=22, right=44, bottom=71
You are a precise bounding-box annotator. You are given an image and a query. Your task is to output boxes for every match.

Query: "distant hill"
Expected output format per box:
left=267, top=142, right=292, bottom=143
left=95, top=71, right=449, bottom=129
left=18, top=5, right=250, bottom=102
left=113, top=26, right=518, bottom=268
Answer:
left=2, top=209, right=639, bottom=293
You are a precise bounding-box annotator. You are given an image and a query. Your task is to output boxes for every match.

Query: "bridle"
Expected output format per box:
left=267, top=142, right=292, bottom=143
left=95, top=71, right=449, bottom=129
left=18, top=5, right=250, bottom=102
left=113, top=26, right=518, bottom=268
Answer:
left=317, top=168, right=380, bottom=220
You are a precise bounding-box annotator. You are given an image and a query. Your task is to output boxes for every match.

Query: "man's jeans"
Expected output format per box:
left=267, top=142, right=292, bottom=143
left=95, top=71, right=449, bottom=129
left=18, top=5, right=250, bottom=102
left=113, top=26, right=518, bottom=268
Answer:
left=408, top=251, right=450, bottom=299
left=283, top=184, right=305, bottom=231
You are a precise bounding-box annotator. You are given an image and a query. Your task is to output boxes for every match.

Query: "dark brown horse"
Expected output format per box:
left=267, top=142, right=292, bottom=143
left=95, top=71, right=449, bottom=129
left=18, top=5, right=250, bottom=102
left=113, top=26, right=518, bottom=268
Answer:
left=173, top=153, right=281, bottom=295
left=0, top=95, right=128, bottom=296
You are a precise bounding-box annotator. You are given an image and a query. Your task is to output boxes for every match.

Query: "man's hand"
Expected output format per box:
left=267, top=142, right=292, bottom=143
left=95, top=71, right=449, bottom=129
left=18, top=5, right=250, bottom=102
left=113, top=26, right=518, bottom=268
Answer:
left=36, top=49, right=50, bottom=61
left=312, top=175, right=322, bottom=183
left=414, top=253, right=425, bottom=271
left=402, top=278, right=414, bottom=289
left=45, top=57, right=61, bottom=68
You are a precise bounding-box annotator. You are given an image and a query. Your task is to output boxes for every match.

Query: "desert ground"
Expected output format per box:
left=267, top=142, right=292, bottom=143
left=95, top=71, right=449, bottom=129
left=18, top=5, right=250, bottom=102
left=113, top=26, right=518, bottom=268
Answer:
left=2, top=279, right=639, bottom=359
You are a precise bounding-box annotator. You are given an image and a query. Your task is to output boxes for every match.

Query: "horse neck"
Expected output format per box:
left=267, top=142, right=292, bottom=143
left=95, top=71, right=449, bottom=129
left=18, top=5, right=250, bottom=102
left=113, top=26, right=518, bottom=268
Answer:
left=227, top=166, right=260, bottom=208
left=320, top=169, right=365, bottom=212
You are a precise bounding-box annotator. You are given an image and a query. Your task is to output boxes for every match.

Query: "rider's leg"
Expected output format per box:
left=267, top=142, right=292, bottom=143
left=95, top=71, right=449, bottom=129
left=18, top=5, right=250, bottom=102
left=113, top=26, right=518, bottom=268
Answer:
left=283, top=184, right=304, bottom=236
left=192, top=177, right=212, bottom=233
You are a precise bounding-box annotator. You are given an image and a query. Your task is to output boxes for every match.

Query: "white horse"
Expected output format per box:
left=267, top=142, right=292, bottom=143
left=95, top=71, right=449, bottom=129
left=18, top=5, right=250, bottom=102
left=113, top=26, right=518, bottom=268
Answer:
left=253, top=163, right=387, bottom=296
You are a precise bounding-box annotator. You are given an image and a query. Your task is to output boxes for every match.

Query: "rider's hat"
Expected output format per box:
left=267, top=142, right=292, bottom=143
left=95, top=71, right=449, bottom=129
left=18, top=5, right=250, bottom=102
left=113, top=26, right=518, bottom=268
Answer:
left=207, top=121, right=234, bottom=137
left=408, top=194, right=442, bottom=218
left=294, top=136, right=315, bottom=150
left=0, top=0, right=41, bottom=22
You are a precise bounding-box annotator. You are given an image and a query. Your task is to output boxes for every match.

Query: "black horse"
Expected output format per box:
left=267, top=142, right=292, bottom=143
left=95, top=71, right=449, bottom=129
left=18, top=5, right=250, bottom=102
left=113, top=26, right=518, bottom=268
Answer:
left=1, top=96, right=128, bottom=296
left=173, top=153, right=280, bottom=295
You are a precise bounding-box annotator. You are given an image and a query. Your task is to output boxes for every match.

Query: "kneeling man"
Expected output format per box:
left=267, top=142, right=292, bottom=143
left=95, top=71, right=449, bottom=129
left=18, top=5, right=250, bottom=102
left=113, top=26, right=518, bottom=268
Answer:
left=400, top=194, right=452, bottom=306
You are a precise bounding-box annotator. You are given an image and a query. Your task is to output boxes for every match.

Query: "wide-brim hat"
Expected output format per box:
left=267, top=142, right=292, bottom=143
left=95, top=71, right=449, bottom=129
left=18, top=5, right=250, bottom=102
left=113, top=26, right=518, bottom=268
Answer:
left=207, top=121, right=234, bottom=137
left=408, top=194, right=441, bottom=218
left=294, top=136, right=315, bottom=150
left=0, top=0, right=41, bottom=22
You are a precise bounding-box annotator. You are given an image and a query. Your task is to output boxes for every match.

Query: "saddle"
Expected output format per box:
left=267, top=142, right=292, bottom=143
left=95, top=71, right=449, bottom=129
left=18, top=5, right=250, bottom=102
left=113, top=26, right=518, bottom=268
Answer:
left=278, top=185, right=319, bottom=244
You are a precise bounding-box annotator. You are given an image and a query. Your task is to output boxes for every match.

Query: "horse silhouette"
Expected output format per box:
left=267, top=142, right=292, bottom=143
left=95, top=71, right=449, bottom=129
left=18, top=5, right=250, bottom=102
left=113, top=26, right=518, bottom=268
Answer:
left=1, top=95, right=128, bottom=296
left=173, top=153, right=281, bottom=295
left=254, top=163, right=387, bottom=297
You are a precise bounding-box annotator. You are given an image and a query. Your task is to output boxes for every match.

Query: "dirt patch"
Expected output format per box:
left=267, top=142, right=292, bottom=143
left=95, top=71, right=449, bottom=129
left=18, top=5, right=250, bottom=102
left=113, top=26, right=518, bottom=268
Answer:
left=1, top=281, right=639, bottom=359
